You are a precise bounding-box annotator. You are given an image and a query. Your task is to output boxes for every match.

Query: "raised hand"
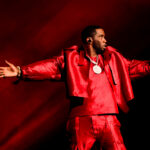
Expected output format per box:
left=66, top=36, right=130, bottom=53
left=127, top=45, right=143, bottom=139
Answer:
left=0, top=60, right=20, bottom=78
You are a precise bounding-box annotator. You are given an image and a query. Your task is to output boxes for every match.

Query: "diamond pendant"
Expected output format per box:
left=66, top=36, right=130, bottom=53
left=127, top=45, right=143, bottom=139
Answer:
left=93, top=65, right=102, bottom=74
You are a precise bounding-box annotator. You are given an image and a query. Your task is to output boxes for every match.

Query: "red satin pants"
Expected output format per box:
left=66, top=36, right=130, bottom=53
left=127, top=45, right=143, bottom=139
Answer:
left=66, top=115, right=126, bottom=150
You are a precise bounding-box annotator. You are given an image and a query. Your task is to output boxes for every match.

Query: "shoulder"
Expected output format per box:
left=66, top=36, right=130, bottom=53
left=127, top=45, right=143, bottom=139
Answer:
left=103, top=46, right=126, bottom=62
left=63, top=45, right=80, bottom=57
left=105, top=46, right=124, bottom=57
left=63, top=45, right=79, bottom=51
left=105, top=46, right=119, bottom=53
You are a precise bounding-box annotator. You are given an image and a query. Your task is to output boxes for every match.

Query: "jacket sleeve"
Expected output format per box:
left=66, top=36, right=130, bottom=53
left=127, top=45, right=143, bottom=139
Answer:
left=21, top=52, right=64, bottom=80
left=106, top=46, right=150, bottom=80
left=124, top=58, right=150, bottom=80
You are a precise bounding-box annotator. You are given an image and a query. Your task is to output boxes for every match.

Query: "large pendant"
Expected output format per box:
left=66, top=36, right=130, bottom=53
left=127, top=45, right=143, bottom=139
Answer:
left=93, top=65, right=102, bottom=74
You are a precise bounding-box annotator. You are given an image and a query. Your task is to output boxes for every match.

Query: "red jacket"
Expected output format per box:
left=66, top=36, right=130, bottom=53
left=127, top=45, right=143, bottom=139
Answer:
left=21, top=46, right=150, bottom=113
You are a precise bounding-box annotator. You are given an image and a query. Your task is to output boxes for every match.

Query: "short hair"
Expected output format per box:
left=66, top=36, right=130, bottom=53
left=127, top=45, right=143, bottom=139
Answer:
left=81, top=25, right=102, bottom=44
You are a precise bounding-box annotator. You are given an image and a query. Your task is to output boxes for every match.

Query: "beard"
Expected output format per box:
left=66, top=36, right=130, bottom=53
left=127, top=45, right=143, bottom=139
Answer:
left=92, top=40, right=105, bottom=54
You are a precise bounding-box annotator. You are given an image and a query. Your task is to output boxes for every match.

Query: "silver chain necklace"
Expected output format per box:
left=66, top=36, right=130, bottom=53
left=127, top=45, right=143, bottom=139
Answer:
left=87, top=55, right=102, bottom=74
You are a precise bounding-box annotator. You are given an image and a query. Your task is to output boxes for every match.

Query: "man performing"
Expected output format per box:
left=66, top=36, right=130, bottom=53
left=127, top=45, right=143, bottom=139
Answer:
left=0, top=25, right=150, bottom=150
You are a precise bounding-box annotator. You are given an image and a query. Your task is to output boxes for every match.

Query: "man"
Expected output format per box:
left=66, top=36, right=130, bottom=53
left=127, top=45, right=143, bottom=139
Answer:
left=0, top=25, right=150, bottom=150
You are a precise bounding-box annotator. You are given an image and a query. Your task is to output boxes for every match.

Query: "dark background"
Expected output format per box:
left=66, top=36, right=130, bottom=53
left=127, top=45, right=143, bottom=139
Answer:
left=0, top=0, right=150, bottom=149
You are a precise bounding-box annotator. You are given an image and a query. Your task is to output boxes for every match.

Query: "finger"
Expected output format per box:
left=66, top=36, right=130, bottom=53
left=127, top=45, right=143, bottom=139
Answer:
left=5, top=60, right=16, bottom=70
left=0, top=67, right=5, bottom=70
left=5, top=60, right=13, bottom=66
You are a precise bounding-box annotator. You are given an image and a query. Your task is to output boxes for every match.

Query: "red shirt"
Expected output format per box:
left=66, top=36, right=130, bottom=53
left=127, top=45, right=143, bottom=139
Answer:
left=69, top=54, right=119, bottom=118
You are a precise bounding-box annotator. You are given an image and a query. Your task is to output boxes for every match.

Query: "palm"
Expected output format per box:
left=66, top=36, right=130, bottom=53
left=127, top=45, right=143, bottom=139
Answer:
left=4, top=67, right=17, bottom=76
left=0, top=60, right=18, bottom=78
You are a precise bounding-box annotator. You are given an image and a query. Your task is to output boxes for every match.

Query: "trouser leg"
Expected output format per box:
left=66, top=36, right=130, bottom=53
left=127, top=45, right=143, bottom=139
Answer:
left=66, top=116, right=96, bottom=150
left=100, top=115, right=126, bottom=150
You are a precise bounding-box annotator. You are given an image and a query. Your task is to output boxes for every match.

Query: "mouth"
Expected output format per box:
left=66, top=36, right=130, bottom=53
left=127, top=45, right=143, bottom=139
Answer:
left=103, top=44, right=107, bottom=49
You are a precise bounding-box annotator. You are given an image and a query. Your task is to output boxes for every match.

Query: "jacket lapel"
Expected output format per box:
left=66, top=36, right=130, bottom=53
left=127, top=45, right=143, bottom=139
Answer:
left=78, top=50, right=86, bottom=66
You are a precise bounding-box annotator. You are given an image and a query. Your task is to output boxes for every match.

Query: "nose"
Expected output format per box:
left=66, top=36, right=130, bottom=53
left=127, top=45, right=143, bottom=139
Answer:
left=103, top=38, right=107, bottom=44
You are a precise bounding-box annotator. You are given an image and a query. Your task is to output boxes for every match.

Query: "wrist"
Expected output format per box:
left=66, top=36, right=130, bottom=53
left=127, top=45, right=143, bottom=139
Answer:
left=16, top=66, right=21, bottom=77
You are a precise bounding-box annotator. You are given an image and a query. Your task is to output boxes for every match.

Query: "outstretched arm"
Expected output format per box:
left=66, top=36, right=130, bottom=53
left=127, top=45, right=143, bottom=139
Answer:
left=21, top=55, right=64, bottom=80
left=0, top=53, right=64, bottom=80
left=129, top=60, right=150, bottom=79
left=123, top=58, right=150, bottom=79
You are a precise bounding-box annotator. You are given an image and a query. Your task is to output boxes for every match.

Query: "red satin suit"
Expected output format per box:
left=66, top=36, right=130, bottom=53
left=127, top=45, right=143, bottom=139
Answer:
left=21, top=46, right=150, bottom=150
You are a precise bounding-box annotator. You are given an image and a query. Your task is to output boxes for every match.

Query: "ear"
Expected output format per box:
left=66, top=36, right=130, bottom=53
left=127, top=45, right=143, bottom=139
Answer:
left=86, top=37, right=93, bottom=44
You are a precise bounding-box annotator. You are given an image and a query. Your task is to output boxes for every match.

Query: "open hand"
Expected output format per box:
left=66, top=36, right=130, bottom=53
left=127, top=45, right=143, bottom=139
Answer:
left=0, top=60, right=19, bottom=78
